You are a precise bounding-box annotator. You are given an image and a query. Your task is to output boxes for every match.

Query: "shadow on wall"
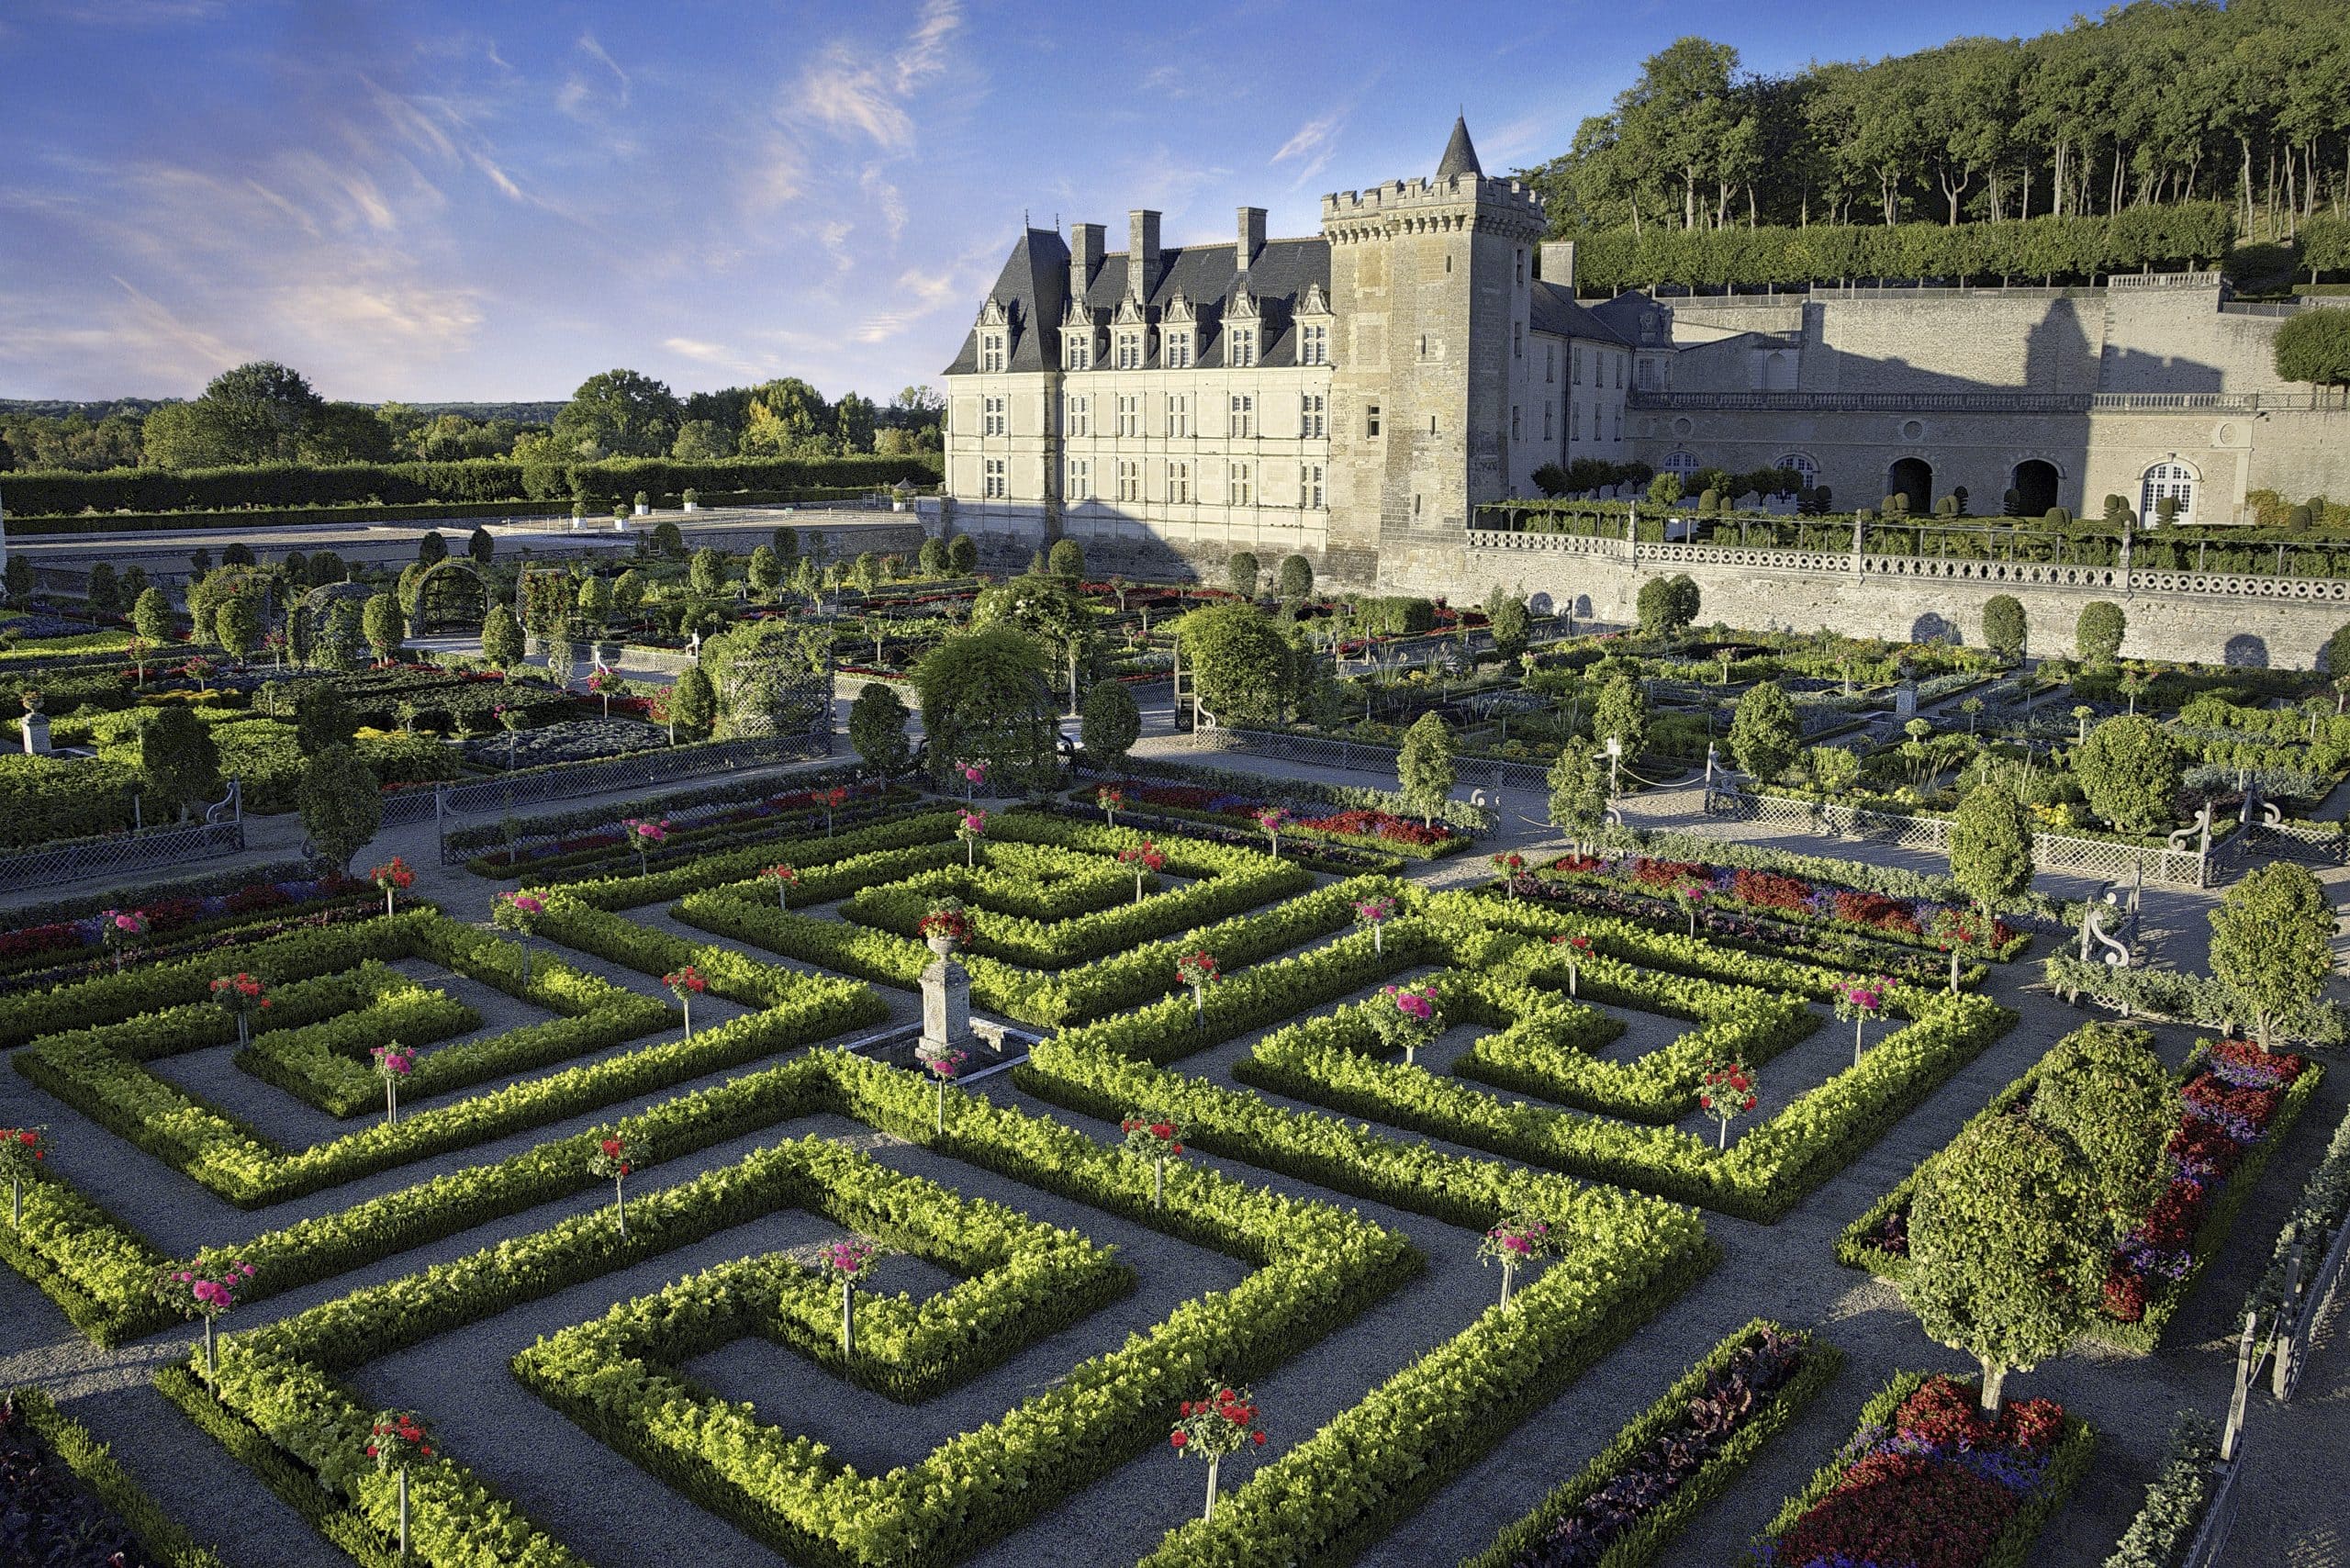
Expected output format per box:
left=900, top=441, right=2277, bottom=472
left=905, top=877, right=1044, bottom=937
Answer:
left=1528, top=592, right=1595, bottom=617
left=1911, top=612, right=1957, bottom=644
left=2224, top=633, right=2269, bottom=667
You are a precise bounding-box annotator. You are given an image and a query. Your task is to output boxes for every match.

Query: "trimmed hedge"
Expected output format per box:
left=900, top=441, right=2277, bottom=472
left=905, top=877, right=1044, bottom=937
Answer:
left=2, top=1386, right=230, bottom=1568
left=2102, top=1412, right=2221, bottom=1568
left=1460, top=1320, right=1841, bottom=1568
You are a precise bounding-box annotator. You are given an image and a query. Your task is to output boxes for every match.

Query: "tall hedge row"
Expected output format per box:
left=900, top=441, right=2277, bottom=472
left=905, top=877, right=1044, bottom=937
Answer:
left=4, top=454, right=942, bottom=520
left=1572, top=205, right=2237, bottom=294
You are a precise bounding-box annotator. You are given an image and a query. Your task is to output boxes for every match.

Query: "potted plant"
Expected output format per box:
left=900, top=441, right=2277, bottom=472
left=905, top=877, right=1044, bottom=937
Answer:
left=373, top=1045, right=415, bottom=1126
left=919, top=897, right=972, bottom=954
left=1121, top=1112, right=1187, bottom=1208
left=1168, top=1383, right=1267, bottom=1521
left=682, top=487, right=699, bottom=512
left=633, top=489, right=650, bottom=517
left=1479, top=1215, right=1552, bottom=1308
left=588, top=1133, right=635, bottom=1237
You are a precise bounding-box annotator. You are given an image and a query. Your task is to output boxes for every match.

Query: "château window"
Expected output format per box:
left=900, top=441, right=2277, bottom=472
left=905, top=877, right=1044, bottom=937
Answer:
left=1662, top=450, right=1702, bottom=480
left=1066, top=336, right=1093, bottom=371
left=1168, top=394, right=1190, bottom=439
left=1543, top=402, right=1553, bottom=441
left=1777, top=453, right=1820, bottom=488
left=1300, top=394, right=1325, bottom=439
left=1515, top=249, right=1525, bottom=286
left=1228, top=329, right=1256, bottom=367
left=981, top=333, right=1004, bottom=373
left=982, top=458, right=1005, bottom=498
left=1511, top=406, right=1521, bottom=441
left=1067, top=458, right=1091, bottom=500
left=1301, top=464, right=1324, bottom=509
left=1636, top=357, right=1655, bottom=389
left=1513, top=322, right=1523, bottom=359
left=1228, top=394, right=1254, bottom=438
left=1169, top=461, right=1191, bottom=503
left=1118, top=460, right=1140, bottom=501
left=981, top=397, right=1005, bottom=437
left=1572, top=346, right=1583, bottom=386
left=1546, top=344, right=1555, bottom=384
left=1065, top=395, right=1091, bottom=437
left=1168, top=335, right=1192, bottom=369
left=1230, top=462, right=1253, bottom=507
left=1366, top=404, right=1381, bottom=437
left=1615, top=356, right=1625, bottom=389
left=1118, top=333, right=1144, bottom=370
left=1299, top=323, right=1328, bottom=364
left=1117, top=395, right=1140, bottom=437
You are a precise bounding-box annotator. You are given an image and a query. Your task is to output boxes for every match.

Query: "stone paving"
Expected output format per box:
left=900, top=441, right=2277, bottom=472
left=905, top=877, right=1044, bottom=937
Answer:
left=0, top=710, right=2344, bottom=1567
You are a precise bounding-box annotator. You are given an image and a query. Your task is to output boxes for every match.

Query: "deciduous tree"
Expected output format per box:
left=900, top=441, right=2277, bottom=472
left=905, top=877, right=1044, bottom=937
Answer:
left=2210, top=862, right=2337, bottom=1052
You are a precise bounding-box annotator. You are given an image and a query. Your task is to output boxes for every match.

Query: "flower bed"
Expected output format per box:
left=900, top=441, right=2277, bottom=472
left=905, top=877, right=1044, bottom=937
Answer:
left=1839, top=1026, right=2323, bottom=1352
left=1538, top=851, right=2028, bottom=961
left=460, top=778, right=907, bottom=878
left=457, top=716, right=670, bottom=771
left=0, top=870, right=373, bottom=986
left=1466, top=1320, right=1841, bottom=1568
left=1746, top=1372, right=2094, bottom=1568
left=1091, top=777, right=1469, bottom=858
left=2, top=1386, right=228, bottom=1568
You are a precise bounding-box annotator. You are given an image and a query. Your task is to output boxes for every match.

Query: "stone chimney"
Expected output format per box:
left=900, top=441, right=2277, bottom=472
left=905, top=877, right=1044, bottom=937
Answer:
left=1237, top=207, right=1266, bottom=273
left=1129, top=209, right=1162, bottom=301
left=1539, top=240, right=1579, bottom=295
left=1069, top=221, right=1105, bottom=302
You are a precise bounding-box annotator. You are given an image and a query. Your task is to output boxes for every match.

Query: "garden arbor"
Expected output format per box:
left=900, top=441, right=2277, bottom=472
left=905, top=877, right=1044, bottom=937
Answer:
left=409, top=559, right=489, bottom=633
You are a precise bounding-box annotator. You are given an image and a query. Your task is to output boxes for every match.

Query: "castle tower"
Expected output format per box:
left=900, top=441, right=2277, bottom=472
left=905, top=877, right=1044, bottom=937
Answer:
left=1322, top=118, right=1545, bottom=588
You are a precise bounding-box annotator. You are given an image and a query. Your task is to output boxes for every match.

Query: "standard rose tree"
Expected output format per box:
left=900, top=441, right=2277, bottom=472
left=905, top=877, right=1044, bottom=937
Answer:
left=368, top=857, right=415, bottom=917
left=155, top=1258, right=256, bottom=1374
left=1930, top=908, right=1995, bottom=994
left=99, top=908, right=147, bottom=972
left=621, top=816, right=669, bottom=876
left=0, top=1126, right=48, bottom=1226
left=1117, top=841, right=1165, bottom=902
left=959, top=760, right=987, bottom=802
left=1121, top=1112, right=1188, bottom=1209
left=1490, top=851, right=1528, bottom=898
left=1479, top=1215, right=1553, bottom=1308
left=490, top=890, right=545, bottom=983
left=365, top=1410, right=434, bottom=1562
left=1169, top=1383, right=1267, bottom=1522
left=1255, top=806, right=1287, bottom=858
left=1699, top=1057, right=1759, bottom=1149
left=589, top=1133, right=636, bottom=1238
left=1176, top=949, right=1220, bottom=1025
left=1550, top=933, right=1593, bottom=996
left=822, top=786, right=850, bottom=835
left=1367, top=981, right=1443, bottom=1066
left=923, top=1047, right=968, bottom=1133
left=208, top=972, right=272, bottom=1048
left=1353, top=895, right=1397, bottom=955
left=663, top=965, right=707, bottom=1036
left=373, top=1045, right=416, bottom=1126
left=763, top=863, right=800, bottom=911
left=957, top=809, right=988, bottom=866
left=1096, top=785, right=1126, bottom=827
left=1670, top=879, right=1709, bottom=937
left=1834, top=976, right=1893, bottom=1067
left=822, top=1238, right=881, bottom=1356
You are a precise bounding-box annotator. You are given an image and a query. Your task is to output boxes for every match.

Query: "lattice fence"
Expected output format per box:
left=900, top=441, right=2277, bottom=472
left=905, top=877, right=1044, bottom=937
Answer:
left=0, top=811, right=245, bottom=890
left=1709, top=790, right=2216, bottom=887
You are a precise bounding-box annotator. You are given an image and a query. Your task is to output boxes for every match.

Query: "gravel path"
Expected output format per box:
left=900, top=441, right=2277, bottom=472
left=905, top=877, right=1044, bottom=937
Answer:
left=0, top=712, right=2344, bottom=1568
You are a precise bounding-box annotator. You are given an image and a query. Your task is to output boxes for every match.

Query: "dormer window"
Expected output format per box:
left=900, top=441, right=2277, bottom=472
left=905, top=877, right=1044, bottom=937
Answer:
left=1115, top=331, right=1144, bottom=370
left=1227, top=328, right=1256, bottom=368
left=980, top=333, right=1004, bottom=373
left=1168, top=335, right=1192, bottom=369
left=1065, top=335, right=1092, bottom=372
left=1299, top=324, right=1327, bottom=365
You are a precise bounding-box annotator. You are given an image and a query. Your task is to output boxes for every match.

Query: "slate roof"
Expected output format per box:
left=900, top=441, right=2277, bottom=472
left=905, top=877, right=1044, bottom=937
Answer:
left=945, top=231, right=1333, bottom=375
left=1530, top=281, right=1634, bottom=347
left=1436, top=116, right=1483, bottom=180
left=1586, top=291, right=1673, bottom=347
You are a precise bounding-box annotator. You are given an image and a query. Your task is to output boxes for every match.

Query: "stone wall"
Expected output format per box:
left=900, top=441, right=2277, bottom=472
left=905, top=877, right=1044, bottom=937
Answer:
left=1461, top=539, right=2347, bottom=669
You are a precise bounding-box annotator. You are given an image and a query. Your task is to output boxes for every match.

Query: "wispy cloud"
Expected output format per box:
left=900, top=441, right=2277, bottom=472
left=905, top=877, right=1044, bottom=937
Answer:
left=578, top=32, right=632, bottom=104
left=782, top=0, right=962, bottom=155
left=1270, top=112, right=1346, bottom=186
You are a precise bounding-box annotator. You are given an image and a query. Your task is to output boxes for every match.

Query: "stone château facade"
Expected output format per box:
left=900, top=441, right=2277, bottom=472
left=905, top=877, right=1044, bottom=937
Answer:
left=942, top=118, right=2349, bottom=605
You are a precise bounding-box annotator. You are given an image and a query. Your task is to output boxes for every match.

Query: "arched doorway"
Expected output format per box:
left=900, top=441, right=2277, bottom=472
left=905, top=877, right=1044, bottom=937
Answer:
left=2141, top=461, right=2197, bottom=528
left=2010, top=460, right=2059, bottom=517
left=1887, top=458, right=1932, bottom=514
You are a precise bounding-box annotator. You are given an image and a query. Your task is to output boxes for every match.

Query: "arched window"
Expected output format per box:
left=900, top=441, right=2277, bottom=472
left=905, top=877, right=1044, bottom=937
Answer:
left=2141, top=461, right=2196, bottom=528
left=1776, top=453, right=1819, bottom=488
left=1662, top=450, right=1702, bottom=479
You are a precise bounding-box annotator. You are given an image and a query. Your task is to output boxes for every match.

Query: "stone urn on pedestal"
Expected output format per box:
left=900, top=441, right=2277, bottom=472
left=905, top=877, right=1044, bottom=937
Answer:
left=917, top=900, right=977, bottom=1065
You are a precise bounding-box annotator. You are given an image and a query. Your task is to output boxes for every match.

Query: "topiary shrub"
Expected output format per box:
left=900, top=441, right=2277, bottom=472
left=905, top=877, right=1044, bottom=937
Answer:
left=2025, top=1023, right=2180, bottom=1225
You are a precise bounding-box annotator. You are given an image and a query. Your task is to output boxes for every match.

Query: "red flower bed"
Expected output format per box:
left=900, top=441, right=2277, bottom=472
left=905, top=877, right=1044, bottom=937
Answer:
left=1297, top=808, right=1452, bottom=846
left=1830, top=889, right=1923, bottom=936
left=1767, top=1376, right=2065, bottom=1568
left=1628, top=857, right=1706, bottom=890
left=1730, top=868, right=1813, bottom=912
left=0, top=924, right=81, bottom=963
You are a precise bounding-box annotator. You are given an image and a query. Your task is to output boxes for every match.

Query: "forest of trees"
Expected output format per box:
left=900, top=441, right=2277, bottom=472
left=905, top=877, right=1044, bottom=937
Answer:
left=0, top=365, right=946, bottom=476
left=1520, top=1, right=2349, bottom=241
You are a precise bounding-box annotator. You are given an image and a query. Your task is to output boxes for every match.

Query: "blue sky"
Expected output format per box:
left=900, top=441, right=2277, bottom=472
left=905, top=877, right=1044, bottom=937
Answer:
left=1, top=0, right=2090, bottom=407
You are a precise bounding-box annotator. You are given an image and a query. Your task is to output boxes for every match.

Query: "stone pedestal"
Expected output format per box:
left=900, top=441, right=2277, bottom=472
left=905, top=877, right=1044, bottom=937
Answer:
left=19, top=713, right=49, bottom=756
left=1893, top=682, right=1918, bottom=718
left=921, top=942, right=976, bottom=1058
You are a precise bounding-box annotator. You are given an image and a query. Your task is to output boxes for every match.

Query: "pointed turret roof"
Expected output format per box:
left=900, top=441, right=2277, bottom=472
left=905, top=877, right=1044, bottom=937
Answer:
left=1436, top=116, right=1482, bottom=180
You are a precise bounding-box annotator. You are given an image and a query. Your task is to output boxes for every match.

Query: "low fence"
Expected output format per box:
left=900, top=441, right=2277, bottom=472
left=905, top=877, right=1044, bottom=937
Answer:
left=0, top=782, right=246, bottom=891
left=1187, top=725, right=1556, bottom=794
left=427, top=731, right=831, bottom=864
left=1705, top=789, right=2219, bottom=888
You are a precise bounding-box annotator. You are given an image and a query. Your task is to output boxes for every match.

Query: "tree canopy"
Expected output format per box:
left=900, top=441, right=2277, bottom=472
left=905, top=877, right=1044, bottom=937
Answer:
left=552, top=369, right=683, bottom=460
left=1729, top=679, right=1799, bottom=783
left=2210, top=862, right=2337, bottom=1051
left=912, top=626, right=1060, bottom=791
left=1175, top=603, right=1301, bottom=729
left=2073, top=714, right=2180, bottom=835
left=1947, top=783, right=2034, bottom=917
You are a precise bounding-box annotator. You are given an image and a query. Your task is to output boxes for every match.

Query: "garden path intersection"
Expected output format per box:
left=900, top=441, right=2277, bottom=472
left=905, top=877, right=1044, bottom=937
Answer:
left=0, top=752, right=2342, bottom=1568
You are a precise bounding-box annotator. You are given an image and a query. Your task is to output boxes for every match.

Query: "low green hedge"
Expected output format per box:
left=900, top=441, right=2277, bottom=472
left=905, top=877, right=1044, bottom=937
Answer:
left=1460, top=1320, right=1842, bottom=1568
left=2102, top=1411, right=2221, bottom=1568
